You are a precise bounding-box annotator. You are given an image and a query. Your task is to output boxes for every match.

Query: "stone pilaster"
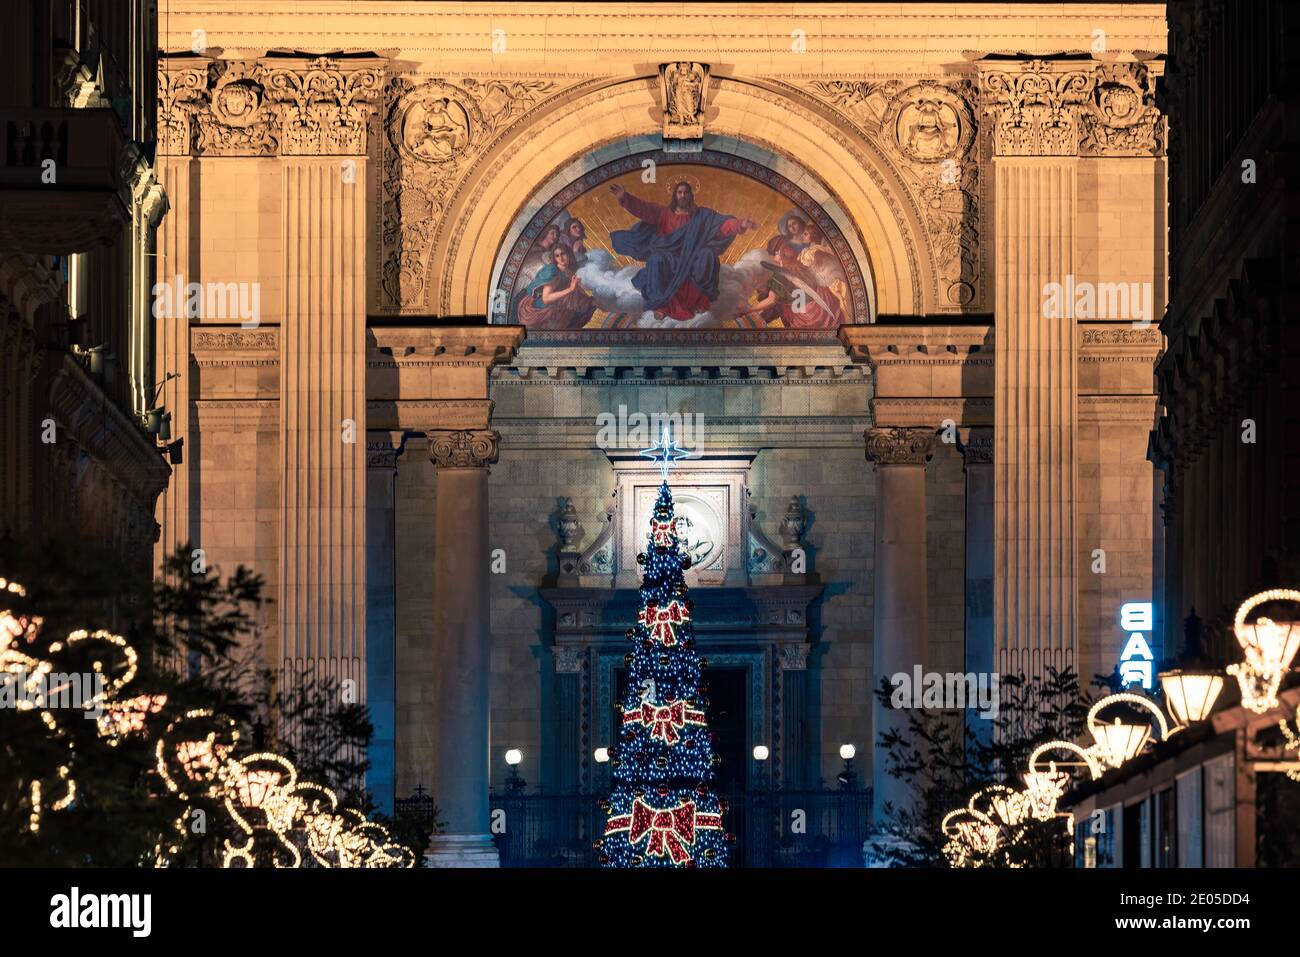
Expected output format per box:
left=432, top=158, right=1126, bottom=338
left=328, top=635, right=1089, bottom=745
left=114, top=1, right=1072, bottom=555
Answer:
left=279, top=155, right=369, bottom=706
left=980, top=61, right=1089, bottom=678
left=958, top=428, right=994, bottom=744
left=426, top=428, right=500, bottom=867
left=152, top=154, right=194, bottom=583
left=865, top=426, right=932, bottom=823
left=365, top=430, right=407, bottom=814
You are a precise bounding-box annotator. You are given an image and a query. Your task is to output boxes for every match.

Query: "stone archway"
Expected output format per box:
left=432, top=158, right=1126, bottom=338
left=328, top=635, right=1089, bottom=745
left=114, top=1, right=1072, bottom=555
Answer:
left=419, top=75, right=938, bottom=319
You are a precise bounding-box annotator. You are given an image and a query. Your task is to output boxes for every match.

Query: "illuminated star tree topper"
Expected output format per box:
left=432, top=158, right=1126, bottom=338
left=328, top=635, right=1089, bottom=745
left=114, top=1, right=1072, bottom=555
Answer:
left=640, top=424, right=690, bottom=482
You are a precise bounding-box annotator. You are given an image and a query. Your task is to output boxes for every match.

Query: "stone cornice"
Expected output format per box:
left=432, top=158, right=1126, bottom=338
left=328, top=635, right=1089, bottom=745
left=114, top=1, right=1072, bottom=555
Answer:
left=367, top=398, right=492, bottom=432
left=158, top=56, right=386, bottom=157
left=872, top=396, right=992, bottom=428
left=838, top=322, right=993, bottom=365
left=49, top=353, right=171, bottom=504
left=158, top=4, right=1166, bottom=73
left=192, top=398, right=280, bottom=430
left=542, top=584, right=824, bottom=638
left=367, top=325, right=524, bottom=365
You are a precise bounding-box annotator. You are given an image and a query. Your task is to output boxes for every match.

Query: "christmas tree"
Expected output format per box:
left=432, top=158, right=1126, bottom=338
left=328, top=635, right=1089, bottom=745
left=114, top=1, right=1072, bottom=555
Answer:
left=597, top=429, right=731, bottom=867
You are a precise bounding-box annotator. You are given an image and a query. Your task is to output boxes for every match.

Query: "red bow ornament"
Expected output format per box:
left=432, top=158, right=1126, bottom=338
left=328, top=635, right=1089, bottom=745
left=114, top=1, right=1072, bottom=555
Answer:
left=637, top=600, right=688, bottom=646
left=623, top=699, right=706, bottom=744
left=606, top=798, right=723, bottom=865
left=649, top=518, right=677, bottom=547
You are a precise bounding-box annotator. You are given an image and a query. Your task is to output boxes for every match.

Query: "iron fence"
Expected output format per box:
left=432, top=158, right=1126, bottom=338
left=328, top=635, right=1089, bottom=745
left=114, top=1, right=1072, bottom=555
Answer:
left=479, top=788, right=872, bottom=868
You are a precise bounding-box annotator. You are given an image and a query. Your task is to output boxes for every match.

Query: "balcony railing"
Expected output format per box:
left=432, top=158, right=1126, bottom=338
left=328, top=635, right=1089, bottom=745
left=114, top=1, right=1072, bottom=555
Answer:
left=436, top=788, right=874, bottom=868
left=0, top=108, right=129, bottom=253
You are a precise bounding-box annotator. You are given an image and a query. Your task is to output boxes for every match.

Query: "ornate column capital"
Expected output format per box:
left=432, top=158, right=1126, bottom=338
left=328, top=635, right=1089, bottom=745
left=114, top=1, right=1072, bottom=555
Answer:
left=865, top=427, right=934, bottom=466
left=160, top=57, right=385, bottom=157
left=978, top=60, right=1166, bottom=158
left=553, top=645, right=586, bottom=675
left=367, top=430, right=409, bottom=470
left=427, top=429, right=499, bottom=469
left=957, top=427, right=993, bottom=465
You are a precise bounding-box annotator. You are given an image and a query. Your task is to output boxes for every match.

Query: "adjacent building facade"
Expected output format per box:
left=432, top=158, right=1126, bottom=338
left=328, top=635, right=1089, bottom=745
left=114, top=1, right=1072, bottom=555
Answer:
left=1, top=1, right=171, bottom=614
left=147, top=3, right=1171, bottom=864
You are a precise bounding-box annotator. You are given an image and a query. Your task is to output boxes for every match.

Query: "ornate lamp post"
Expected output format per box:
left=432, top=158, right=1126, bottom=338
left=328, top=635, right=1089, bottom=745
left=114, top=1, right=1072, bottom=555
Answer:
left=1158, top=608, right=1225, bottom=726
left=1226, top=589, right=1300, bottom=714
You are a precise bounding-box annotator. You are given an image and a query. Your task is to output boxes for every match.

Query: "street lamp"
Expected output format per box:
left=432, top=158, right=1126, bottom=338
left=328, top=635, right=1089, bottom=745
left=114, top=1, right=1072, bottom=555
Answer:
left=752, top=744, right=769, bottom=790
left=1158, top=608, right=1225, bottom=726
left=593, top=747, right=609, bottom=763
left=837, top=743, right=857, bottom=789
left=1226, top=589, right=1300, bottom=714
left=504, top=748, right=525, bottom=794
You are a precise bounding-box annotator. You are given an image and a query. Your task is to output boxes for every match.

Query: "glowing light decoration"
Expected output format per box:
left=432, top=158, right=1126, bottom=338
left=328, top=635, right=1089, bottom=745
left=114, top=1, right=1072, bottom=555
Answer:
left=599, top=472, right=729, bottom=868
left=97, top=694, right=168, bottom=743
left=1118, top=601, right=1155, bottom=690
left=1226, top=589, right=1300, bottom=714
left=640, top=424, right=690, bottom=481
left=637, top=599, right=689, bottom=647
left=1159, top=670, right=1224, bottom=727
left=0, top=575, right=413, bottom=867
left=1277, top=706, right=1300, bottom=783
left=939, top=690, right=1179, bottom=864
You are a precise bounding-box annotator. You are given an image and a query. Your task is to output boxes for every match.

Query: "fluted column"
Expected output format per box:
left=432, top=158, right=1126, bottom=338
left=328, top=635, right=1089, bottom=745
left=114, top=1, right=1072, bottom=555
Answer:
left=426, top=429, right=500, bottom=867
left=279, top=158, right=367, bottom=716
left=866, top=427, right=932, bottom=823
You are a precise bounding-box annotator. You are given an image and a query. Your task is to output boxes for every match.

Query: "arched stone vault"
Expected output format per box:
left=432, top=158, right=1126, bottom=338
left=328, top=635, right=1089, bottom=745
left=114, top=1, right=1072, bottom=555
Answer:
left=429, top=74, right=933, bottom=318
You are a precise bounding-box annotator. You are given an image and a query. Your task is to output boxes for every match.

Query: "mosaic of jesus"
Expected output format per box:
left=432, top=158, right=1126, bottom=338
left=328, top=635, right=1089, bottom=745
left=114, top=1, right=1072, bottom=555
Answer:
left=496, top=157, right=868, bottom=331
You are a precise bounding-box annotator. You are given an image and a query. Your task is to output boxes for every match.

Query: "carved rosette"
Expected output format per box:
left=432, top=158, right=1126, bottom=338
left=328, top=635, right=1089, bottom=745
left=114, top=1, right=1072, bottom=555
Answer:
left=380, top=76, right=558, bottom=310
left=427, top=429, right=499, bottom=469
left=804, top=76, right=982, bottom=311
left=1079, top=64, right=1166, bottom=157
left=865, top=427, right=934, bottom=466
left=159, top=58, right=383, bottom=158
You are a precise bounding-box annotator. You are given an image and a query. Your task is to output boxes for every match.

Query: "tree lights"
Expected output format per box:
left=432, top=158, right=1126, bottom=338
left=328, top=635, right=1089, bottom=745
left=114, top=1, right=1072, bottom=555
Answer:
left=596, top=431, right=731, bottom=867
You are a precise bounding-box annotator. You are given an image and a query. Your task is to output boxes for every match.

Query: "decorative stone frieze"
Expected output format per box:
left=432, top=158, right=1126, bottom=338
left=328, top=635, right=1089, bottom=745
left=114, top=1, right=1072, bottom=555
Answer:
left=158, top=57, right=384, bottom=157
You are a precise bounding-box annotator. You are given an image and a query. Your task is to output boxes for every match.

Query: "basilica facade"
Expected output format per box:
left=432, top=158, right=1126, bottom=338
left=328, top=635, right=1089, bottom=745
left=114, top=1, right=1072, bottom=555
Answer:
left=149, top=3, right=1169, bottom=864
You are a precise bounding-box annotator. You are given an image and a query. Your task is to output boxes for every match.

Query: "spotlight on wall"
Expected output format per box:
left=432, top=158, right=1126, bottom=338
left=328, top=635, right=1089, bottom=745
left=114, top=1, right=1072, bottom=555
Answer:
left=751, top=745, right=769, bottom=762
left=593, top=747, right=610, bottom=764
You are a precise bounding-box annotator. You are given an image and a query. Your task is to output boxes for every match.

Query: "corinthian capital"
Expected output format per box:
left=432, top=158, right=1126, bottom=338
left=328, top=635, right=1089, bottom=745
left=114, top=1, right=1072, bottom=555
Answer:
left=979, top=60, right=1093, bottom=156
left=865, top=427, right=934, bottom=466
left=427, top=429, right=499, bottom=469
